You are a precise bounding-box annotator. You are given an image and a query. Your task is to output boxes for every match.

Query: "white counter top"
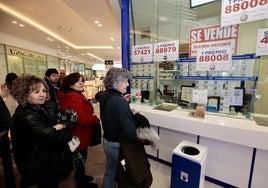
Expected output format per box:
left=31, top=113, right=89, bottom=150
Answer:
left=130, top=103, right=268, bottom=150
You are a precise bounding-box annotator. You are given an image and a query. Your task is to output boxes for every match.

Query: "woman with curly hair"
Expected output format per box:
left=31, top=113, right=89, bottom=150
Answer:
left=10, top=74, right=74, bottom=188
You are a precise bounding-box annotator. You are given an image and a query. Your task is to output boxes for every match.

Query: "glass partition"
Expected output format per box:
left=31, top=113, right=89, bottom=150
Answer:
left=130, top=0, right=268, bottom=121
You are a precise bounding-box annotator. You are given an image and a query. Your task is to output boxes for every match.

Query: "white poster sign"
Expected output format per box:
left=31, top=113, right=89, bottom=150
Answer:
left=153, top=40, right=179, bottom=61
left=256, top=28, right=268, bottom=56
left=189, top=24, right=239, bottom=58
left=192, top=89, right=208, bottom=105
left=131, top=44, right=153, bottom=63
left=221, top=0, right=268, bottom=27
left=196, top=47, right=232, bottom=71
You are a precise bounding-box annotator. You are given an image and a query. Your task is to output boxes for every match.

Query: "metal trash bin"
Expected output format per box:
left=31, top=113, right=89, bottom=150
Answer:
left=170, top=140, right=207, bottom=188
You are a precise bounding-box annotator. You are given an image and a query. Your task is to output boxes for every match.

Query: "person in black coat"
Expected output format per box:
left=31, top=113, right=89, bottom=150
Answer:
left=0, top=96, right=16, bottom=188
left=10, top=75, right=75, bottom=188
left=100, top=68, right=137, bottom=188
left=44, top=68, right=59, bottom=104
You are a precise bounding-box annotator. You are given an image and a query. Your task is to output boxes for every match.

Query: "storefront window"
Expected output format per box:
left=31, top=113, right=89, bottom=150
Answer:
left=7, top=55, right=24, bottom=76
left=130, top=0, right=268, bottom=121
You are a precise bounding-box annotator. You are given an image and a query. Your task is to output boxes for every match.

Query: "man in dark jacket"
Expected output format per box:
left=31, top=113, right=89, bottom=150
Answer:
left=0, top=96, right=16, bottom=188
left=44, top=68, right=59, bottom=104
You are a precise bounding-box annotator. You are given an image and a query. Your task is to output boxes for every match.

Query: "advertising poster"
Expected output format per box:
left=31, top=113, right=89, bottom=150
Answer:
left=196, top=47, right=232, bottom=71
left=131, top=44, right=153, bottom=63
left=189, top=24, right=238, bottom=58
left=131, top=88, right=142, bottom=103
left=153, top=40, right=179, bottom=61
left=221, top=0, right=268, bottom=27
left=256, top=28, right=268, bottom=56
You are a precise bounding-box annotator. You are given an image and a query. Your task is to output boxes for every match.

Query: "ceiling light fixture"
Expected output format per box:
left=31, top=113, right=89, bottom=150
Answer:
left=86, top=52, right=104, bottom=62
left=0, top=3, right=113, bottom=50
left=46, top=37, right=53, bottom=41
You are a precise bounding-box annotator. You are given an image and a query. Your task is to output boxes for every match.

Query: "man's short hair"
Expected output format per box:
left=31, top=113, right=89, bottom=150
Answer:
left=45, top=68, right=59, bottom=77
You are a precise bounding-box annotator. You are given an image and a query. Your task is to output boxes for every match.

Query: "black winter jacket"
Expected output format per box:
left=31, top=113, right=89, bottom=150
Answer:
left=0, top=96, right=12, bottom=133
left=100, top=89, right=136, bottom=142
left=11, top=101, right=73, bottom=186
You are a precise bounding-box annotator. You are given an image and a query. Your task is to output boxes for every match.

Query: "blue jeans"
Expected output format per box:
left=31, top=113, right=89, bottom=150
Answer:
left=102, top=138, right=120, bottom=188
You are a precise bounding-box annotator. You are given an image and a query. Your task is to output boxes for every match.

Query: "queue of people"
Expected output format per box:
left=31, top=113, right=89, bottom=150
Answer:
left=0, top=67, right=156, bottom=188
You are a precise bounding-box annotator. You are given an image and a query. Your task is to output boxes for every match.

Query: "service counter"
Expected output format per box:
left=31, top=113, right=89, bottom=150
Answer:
left=130, top=103, right=268, bottom=187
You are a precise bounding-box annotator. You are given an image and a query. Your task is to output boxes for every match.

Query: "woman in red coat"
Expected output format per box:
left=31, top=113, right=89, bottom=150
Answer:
left=58, top=72, right=99, bottom=188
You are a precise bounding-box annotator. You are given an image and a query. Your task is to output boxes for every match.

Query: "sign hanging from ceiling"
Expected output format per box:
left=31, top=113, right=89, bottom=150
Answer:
left=104, top=60, right=113, bottom=69
left=189, top=24, right=239, bottom=58
left=221, top=0, right=268, bottom=27
left=104, top=60, right=113, bottom=65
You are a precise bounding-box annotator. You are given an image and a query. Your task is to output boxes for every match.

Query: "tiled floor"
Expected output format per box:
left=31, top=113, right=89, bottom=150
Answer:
left=0, top=143, right=222, bottom=188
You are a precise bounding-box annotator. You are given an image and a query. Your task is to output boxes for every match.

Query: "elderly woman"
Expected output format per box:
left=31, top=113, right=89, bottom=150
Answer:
left=10, top=75, right=74, bottom=188
left=99, top=68, right=137, bottom=188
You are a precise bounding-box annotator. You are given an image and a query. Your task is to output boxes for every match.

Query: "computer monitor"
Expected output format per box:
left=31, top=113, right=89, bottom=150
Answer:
left=190, top=0, right=217, bottom=8
left=230, top=87, right=245, bottom=112
left=179, top=85, right=194, bottom=106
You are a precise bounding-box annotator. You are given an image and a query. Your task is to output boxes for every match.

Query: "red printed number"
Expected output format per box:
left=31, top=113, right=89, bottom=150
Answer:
left=155, top=46, right=176, bottom=54
left=134, top=49, right=150, bottom=56
left=260, top=36, right=268, bottom=44
left=199, top=54, right=229, bottom=62
left=225, top=0, right=267, bottom=14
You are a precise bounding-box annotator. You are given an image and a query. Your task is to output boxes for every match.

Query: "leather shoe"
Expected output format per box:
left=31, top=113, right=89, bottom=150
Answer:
left=84, top=175, right=94, bottom=182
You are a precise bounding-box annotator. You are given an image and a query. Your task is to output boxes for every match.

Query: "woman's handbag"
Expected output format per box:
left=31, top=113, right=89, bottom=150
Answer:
left=90, top=122, right=102, bottom=147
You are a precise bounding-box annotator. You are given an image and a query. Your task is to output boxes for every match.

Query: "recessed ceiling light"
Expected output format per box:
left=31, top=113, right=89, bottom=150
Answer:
left=19, top=24, right=24, bottom=27
left=94, top=20, right=99, bottom=24
left=46, top=37, right=53, bottom=41
left=12, top=20, right=17, bottom=24
left=98, top=24, right=102, bottom=27
left=110, top=37, right=114, bottom=41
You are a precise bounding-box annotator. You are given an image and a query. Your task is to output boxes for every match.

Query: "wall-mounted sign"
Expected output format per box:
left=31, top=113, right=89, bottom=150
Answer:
left=189, top=24, right=239, bottom=58
left=7, top=47, right=46, bottom=60
left=131, top=44, right=153, bottom=63
left=221, top=0, right=268, bottom=27
left=153, top=40, right=179, bottom=61
left=256, top=28, right=268, bottom=56
left=192, top=89, right=208, bottom=105
left=196, top=47, right=232, bottom=71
